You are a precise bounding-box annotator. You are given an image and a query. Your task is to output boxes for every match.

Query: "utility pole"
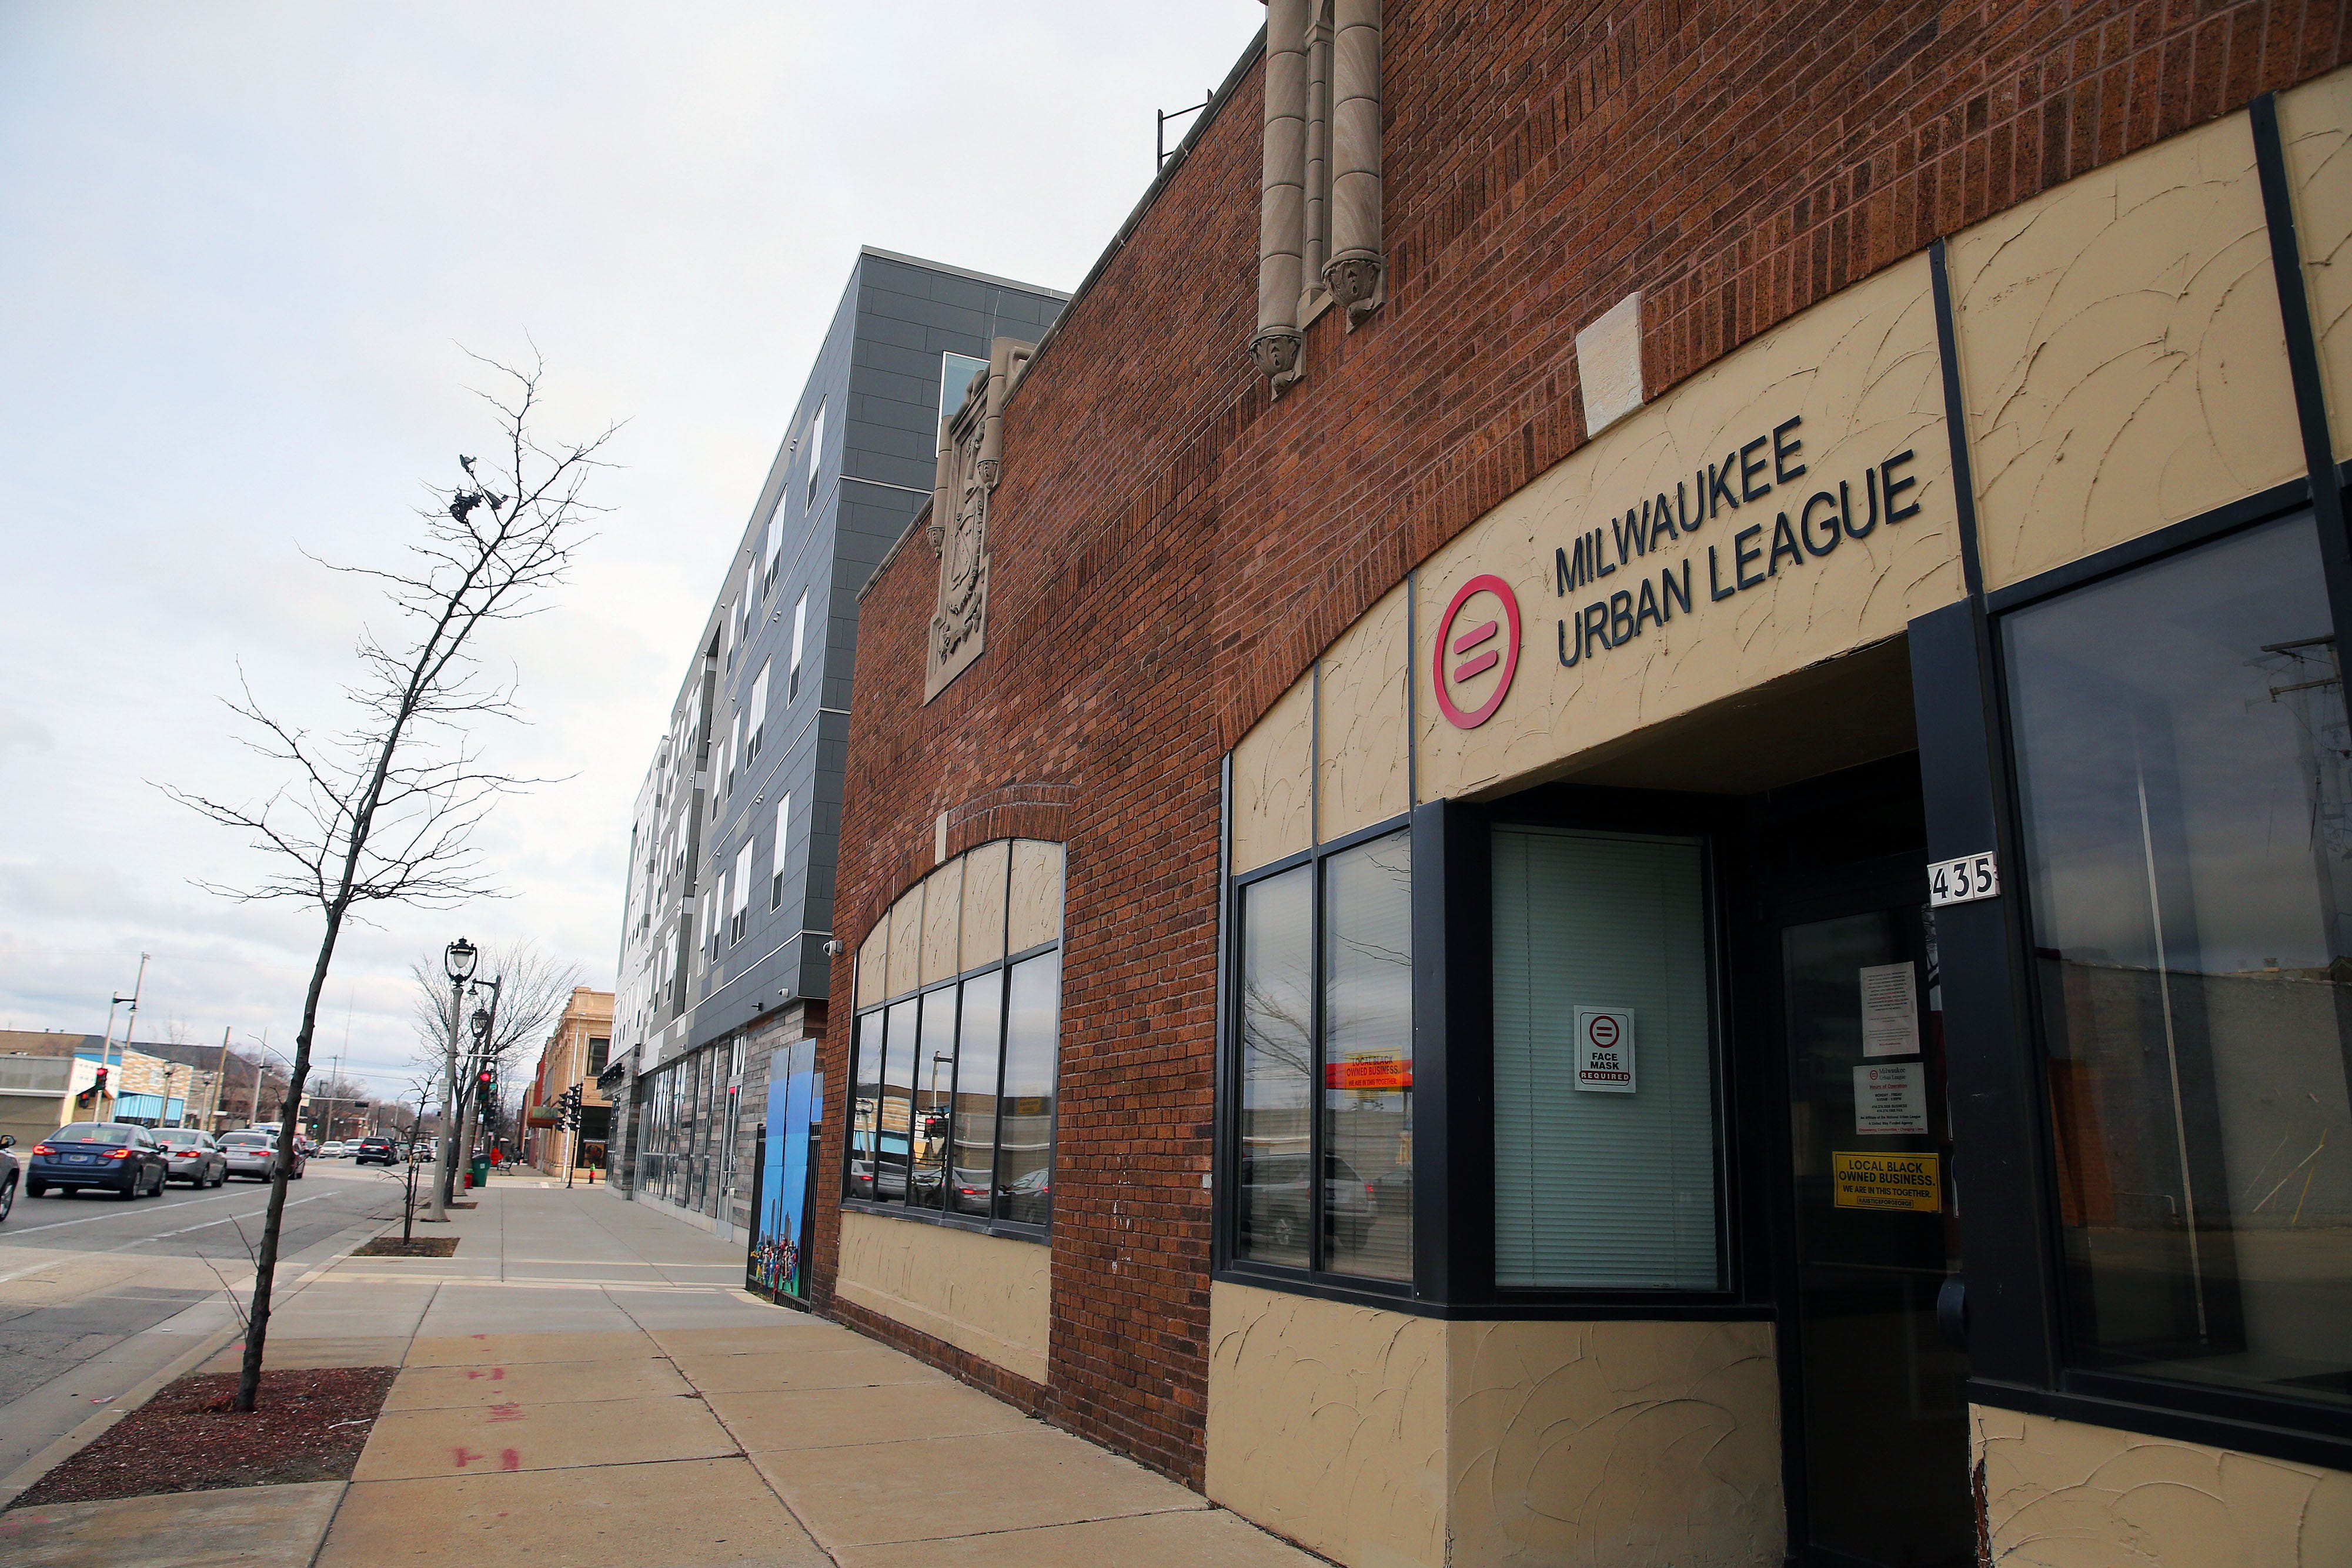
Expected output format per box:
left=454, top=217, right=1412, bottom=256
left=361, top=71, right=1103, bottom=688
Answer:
left=113, top=952, right=149, bottom=1082
left=211, top=1027, right=232, bottom=1128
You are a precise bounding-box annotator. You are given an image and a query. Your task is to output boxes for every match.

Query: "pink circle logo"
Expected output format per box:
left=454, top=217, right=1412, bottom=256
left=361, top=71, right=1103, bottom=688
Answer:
left=1432, top=574, right=1521, bottom=729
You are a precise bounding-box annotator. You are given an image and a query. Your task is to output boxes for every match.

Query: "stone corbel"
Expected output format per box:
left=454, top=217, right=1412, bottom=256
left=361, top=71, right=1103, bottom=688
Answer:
left=1324, top=0, right=1382, bottom=328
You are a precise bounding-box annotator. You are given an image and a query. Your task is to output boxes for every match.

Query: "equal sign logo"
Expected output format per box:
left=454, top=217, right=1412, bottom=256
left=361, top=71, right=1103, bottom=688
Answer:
left=1432, top=573, right=1523, bottom=729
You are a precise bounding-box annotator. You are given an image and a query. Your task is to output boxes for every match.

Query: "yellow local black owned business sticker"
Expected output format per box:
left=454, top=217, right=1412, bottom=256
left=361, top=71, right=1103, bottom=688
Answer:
left=1830, top=1151, right=1942, bottom=1213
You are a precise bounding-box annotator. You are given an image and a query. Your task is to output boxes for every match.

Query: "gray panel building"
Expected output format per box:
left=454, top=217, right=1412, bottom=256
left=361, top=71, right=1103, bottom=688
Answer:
left=609, top=249, right=1067, bottom=1236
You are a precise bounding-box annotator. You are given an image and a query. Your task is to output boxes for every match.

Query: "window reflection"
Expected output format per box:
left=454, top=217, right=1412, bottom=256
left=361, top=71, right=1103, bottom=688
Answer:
left=872, top=997, right=918, bottom=1203
left=1321, top=834, right=1413, bottom=1280
left=996, top=952, right=1059, bottom=1225
left=908, top=987, right=957, bottom=1210
left=847, top=1010, right=883, bottom=1201
left=1238, top=864, right=1313, bottom=1266
left=2008, top=513, right=2352, bottom=1410
left=949, top=971, right=1005, bottom=1217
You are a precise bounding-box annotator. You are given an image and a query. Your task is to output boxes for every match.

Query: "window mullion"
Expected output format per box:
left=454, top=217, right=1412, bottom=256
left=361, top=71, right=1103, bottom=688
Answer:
left=1309, top=847, right=1327, bottom=1278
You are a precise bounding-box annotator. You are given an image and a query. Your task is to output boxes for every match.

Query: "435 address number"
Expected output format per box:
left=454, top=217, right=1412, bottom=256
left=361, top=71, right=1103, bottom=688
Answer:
left=1927, top=851, right=2000, bottom=907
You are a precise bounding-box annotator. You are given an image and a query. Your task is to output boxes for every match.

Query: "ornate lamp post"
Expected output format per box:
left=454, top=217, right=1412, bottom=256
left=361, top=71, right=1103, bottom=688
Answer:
left=427, top=937, right=477, bottom=1222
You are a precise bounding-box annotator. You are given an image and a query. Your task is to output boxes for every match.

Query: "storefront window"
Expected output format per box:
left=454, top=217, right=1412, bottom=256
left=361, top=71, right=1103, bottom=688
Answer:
left=1491, top=826, right=1721, bottom=1290
left=1322, top=835, right=1413, bottom=1280
left=2007, top=512, right=2352, bottom=1412
left=909, top=986, right=957, bottom=1209
left=1237, top=865, right=1312, bottom=1265
left=948, top=970, right=1004, bottom=1217
left=997, top=951, right=1060, bottom=1226
left=1234, top=828, right=1413, bottom=1282
left=843, top=838, right=1063, bottom=1236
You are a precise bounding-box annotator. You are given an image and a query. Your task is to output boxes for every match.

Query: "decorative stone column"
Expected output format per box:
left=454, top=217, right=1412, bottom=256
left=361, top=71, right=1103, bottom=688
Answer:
left=1249, top=0, right=1309, bottom=389
left=1325, top=0, right=1382, bottom=325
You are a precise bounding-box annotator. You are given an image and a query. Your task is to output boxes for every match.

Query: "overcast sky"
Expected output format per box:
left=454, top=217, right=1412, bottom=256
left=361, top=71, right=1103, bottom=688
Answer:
left=0, top=2, right=1260, bottom=1101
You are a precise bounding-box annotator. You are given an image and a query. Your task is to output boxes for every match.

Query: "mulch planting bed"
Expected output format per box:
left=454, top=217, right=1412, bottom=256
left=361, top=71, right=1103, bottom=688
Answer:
left=6, top=1364, right=399, bottom=1509
left=352, top=1235, right=459, bottom=1258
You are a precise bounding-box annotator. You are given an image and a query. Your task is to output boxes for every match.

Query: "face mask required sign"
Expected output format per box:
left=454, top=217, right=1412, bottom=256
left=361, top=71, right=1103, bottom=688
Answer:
left=1831, top=1150, right=1942, bottom=1212
left=1573, top=1007, right=1636, bottom=1093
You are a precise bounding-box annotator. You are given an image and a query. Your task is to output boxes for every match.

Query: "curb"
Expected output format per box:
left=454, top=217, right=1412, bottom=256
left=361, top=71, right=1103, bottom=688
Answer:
left=0, top=1212, right=391, bottom=1510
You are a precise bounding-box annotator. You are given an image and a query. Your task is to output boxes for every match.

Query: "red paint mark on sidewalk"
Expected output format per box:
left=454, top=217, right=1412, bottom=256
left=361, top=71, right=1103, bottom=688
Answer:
left=463, top=1366, right=507, bottom=1381
left=487, top=1403, right=523, bottom=1422
left=499, top=1448, right=521, bottom=1471
left=452, top=1447, right=485, bottom=1467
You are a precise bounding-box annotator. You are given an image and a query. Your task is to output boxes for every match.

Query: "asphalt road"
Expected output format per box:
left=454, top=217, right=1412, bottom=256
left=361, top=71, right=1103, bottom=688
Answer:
left=0, top=1161, right=407, bottom=1473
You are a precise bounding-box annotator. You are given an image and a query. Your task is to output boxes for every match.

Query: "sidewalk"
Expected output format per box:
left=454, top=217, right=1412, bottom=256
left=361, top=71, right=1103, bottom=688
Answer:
left=2, top=1179, right=1322, bottom=1567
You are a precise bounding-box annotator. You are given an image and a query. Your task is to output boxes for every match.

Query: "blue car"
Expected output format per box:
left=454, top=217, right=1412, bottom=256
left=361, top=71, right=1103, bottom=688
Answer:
left=26, top=1121, right=171, bottom=1201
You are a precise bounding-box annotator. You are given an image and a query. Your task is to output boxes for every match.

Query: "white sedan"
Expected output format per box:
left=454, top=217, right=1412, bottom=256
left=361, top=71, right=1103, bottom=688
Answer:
left=316, top=1141, right=350, bottom=1159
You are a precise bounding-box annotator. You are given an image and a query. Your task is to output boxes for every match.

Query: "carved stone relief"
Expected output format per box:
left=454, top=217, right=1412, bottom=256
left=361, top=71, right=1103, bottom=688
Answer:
left=924, top=336, right=1032, bottom=703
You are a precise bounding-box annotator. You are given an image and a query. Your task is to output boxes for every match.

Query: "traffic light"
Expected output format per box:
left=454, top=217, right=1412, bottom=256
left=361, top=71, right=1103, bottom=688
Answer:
left=76, top=1065, right=109, bottom=1108
left=557, top=1084, right=584, bottom=1132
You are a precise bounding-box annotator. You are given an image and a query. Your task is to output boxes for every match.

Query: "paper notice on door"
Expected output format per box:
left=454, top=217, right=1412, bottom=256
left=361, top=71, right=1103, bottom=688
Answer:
left=1832, top=1151, right=1942, bottom=1212
left=1859, top=962, right=1920, bottom=1058
left=1853, top=1062, right=1929, bottom=1134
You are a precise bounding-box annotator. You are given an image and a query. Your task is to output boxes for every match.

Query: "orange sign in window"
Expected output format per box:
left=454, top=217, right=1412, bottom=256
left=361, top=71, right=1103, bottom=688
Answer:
left=1324, top=1058, right=1413, bottom=1091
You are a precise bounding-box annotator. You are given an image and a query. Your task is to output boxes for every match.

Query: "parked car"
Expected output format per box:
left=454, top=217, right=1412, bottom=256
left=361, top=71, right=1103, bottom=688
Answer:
left=26, top=1122, right=172, bottom=1200
left=0, top=1134, right=18, bottom=1223
left=218, top=1129, right=306, bottom=1182
left=353, top=1136, right=398, bottom=1167
left=152, top=1128, right=229, bottom=1188
left=316, top=1141, right=349, bottom=1159
left=1237, top=1151, right=1374, bottom=1252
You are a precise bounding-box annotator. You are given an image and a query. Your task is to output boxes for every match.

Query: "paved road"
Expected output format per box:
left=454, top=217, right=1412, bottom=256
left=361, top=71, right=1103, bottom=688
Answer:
left=0, top=1161, right=407, bottom=1477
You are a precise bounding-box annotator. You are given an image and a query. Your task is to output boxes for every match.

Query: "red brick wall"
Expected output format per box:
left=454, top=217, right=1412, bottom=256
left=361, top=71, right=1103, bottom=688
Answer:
left=819, top=0, right=2350, bottom=1486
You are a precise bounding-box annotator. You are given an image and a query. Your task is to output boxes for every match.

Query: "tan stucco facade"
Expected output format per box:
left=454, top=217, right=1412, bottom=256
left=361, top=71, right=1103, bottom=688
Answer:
left=834, top=1208, right=1051, bottom=1383
left=1211, top=91, right=2351, bottom=1568
left=855, top=836, right=1067, bottom=1001
left=1974, top=1406, right=2352, bottom=1567
left=1206, top=1282, right=1784, bottom=1568
left=2280, top=66, right=2352, bottom=463
left=1946, top=109, right=2305, bottom=591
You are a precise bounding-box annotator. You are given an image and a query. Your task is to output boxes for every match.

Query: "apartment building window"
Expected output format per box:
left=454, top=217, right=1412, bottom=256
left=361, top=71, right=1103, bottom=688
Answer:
left=763, top=510, right=782, bottom=596
left=806, top=399, right=825, bottom=508
left=746, top=661, right=769, bottom=761
left=788, top=590, right=808, bottom=703
left=588, top=1037, right=610, bottom=1076
left=770, top=793, right=792, bottom=911
left=723, top=597, right=736, bottom=666
left=847, top=839, right=1064, bottom=1236
left=730, top=843, right=753, bottom=945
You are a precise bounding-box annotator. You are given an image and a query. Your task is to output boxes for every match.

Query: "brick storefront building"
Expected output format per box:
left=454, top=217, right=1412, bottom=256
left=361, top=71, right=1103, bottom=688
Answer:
left=807, top=7, right=2352, bottom=1566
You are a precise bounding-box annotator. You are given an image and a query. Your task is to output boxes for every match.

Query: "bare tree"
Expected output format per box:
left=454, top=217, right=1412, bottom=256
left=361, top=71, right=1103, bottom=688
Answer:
left=408, top=939, right=580, bottom=1079
left=163, top=354, right=613, bottom=1413
left=406, top=938, right=580, bottom=1189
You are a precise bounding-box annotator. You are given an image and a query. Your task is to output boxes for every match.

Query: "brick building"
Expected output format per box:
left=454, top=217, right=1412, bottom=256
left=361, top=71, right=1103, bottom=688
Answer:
left=807, top=7, right=2352, bottom=1567
left=523, top=988, right=612, bottom=1175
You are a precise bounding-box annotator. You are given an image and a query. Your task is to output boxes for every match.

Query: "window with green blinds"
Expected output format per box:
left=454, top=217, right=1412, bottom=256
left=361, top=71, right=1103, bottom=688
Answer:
left=1492, top=825, right=1722, bottom=1290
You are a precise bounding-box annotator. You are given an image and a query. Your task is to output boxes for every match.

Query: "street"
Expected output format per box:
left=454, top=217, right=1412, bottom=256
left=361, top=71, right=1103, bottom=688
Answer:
left=0, top=1160, right=403, bottom=1478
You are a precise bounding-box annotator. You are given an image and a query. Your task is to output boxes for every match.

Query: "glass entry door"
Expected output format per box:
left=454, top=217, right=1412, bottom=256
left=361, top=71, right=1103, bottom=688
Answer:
left=1781, top=902, right=1972, bottom=1567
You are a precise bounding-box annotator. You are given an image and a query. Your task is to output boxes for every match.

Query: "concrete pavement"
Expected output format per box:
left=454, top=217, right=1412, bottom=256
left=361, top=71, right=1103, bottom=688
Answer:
left=1, top=1178, right=1324, bottom=1567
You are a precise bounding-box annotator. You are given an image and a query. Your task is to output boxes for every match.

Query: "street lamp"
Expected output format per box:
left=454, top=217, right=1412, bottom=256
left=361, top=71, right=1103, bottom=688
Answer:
left=428, top=937, right=477, bottom=1222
